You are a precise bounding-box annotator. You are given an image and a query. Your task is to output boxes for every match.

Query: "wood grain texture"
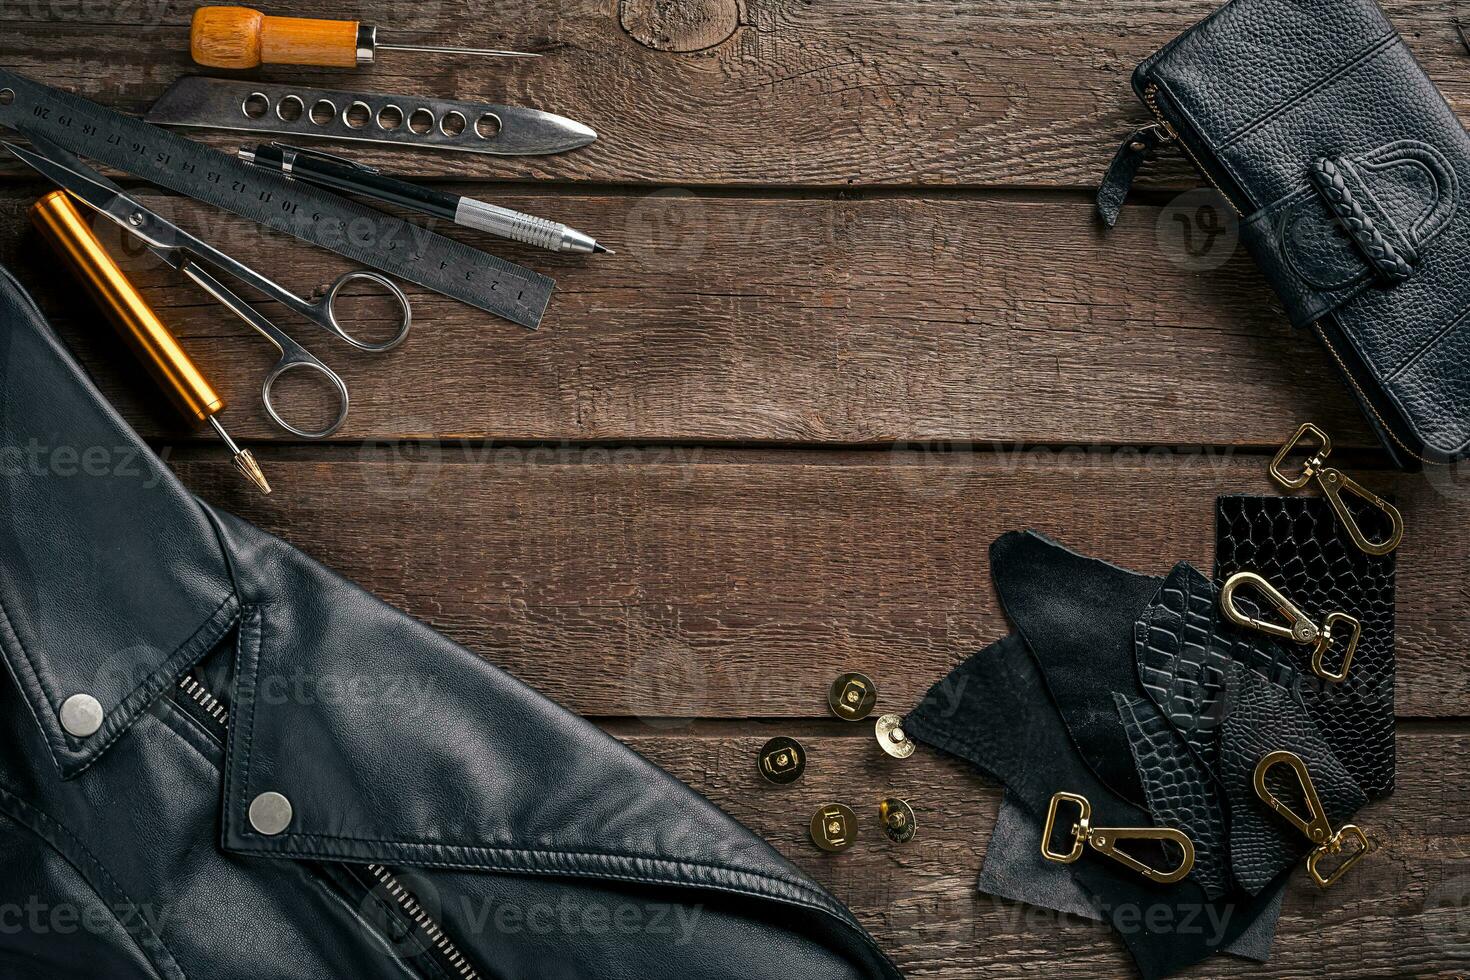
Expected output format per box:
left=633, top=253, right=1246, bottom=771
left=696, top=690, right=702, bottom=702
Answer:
left=169, top=451, right=1470, bottom=720
left=0, top=0, right=1466, bottom=186
left=0, top=185, right=1379, bottom=446
left=623, top=728, right=1470, bottom=978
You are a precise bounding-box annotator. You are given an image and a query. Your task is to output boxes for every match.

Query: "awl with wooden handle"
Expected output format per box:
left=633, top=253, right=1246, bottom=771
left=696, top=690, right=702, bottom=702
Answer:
left=190, top=5, right=540, bottom=69
left=30, top=190, right=271, bottom=495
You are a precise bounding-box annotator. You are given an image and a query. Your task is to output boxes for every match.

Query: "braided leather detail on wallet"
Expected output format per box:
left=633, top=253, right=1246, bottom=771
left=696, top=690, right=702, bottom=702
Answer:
left=1310, top=157, right=1414, bottom=283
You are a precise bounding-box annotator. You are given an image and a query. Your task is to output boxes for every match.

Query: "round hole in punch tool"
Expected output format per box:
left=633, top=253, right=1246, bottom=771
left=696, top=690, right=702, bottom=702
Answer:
left=376, top=104, right=403, bottom=131
left=408, top=108, right=435, bottom=135
left=242, top=92, right=269, bottom=120
left=344, top=101, right=371, bottom=130
left=275, top=95, right=304, bottom=123
left=475, top=113, right=501, bottom=139
left=0, top=88, right=14, bottom=107
left=310, top=99, right=337, bottom=126
left=440, top=110, right=467, bottom=137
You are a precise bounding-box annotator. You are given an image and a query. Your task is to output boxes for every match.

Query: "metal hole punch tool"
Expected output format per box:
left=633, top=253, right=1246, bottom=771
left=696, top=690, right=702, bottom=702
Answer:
left=1269, top=422, right=1404, bottom=555
left=1041, top=791, right=1196, bottom=884
left=1220, top=571, right=1363, bottom=683
left=1253, top=751, right=1373, bottom=888
left=30, top=190, right=270, bottom=494
left=2, top=133, right=405, bottom=439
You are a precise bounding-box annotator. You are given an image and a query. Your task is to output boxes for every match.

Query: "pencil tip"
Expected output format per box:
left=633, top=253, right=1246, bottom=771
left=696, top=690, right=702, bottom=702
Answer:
left=593, top=243, right=613, bottom=254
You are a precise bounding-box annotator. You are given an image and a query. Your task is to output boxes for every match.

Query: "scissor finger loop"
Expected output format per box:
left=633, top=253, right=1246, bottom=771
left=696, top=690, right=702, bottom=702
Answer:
left=262, top=352, right=350, bottom=440
left=320, top=270, right=412, bottom=352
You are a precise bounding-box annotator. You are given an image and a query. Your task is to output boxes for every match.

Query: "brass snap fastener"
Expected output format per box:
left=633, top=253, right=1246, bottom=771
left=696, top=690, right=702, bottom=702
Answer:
left=827, top=672, right=877, bottom=721
left=875, top=713, right=915, bottom=759
left=879, top=797, right=916, bottom=843
left=757, top=736, right=806, bottom=785
left=248, top=791, right=294, bottom=836
left=59, top=693, right=104, bottom=738
left=810, top=803, right=857, bottom=852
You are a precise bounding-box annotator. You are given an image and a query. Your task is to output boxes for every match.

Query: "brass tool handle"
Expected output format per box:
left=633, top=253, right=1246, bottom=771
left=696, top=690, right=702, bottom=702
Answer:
left=191, top=6, right=361, bottom=69
left=30, top=190, right=225, bottom=423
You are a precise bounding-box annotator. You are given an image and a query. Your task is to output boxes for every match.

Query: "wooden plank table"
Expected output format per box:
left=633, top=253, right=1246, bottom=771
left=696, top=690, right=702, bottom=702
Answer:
left=2, top=1, right=1468, bottom=975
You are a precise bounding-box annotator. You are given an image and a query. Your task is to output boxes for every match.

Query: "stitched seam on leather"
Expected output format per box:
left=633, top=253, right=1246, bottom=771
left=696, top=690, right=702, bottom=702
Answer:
left=223, top=604, right=264, bottom=851
left=0, top=784, right=188, bottom=980
left=1215, top=30, right=1400, bottom=149
left=1385, top=302, right=1470, bottom=385
left=0, top=589, right=69, bottom=767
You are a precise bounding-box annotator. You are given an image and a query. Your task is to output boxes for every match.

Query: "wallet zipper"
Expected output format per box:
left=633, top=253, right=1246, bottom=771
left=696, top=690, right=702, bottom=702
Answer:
left=1312, top=322, right=1431, bottom=465
left=1143, top=83, right=1245, bottom=217
left=170, top=674, right=484, bottom=980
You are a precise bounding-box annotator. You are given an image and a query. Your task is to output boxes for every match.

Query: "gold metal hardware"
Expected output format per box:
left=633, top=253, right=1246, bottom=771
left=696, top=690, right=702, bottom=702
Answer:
left=879, top=797, right=916, bottom=844
left=810, top=803, right=857, bottom=853
left=1219, top=571, right=1362, bottom=683
left=828, top=672, right=878, bottom=721
left=757, top=736, right=806, bottom=785
left=1253, top=750, right=1372, bottom=888
left=1269, top=423, right=1403, bottom=556
left=874, top=713, right=916, bottom=759
left=1040, top=791, right=1195, bottom=884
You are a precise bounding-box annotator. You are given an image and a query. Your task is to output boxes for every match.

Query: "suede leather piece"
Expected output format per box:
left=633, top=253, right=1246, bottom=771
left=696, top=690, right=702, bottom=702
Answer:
left=906, top=633, right=1276, bottom=980
left=989, top=530, right=1164, bottom=807
left=978, top=793, right=1284, bottom=963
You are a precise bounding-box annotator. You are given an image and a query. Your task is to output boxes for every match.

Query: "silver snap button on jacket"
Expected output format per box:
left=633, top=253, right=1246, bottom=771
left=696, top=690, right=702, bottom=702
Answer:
left=58, top=693, right=103, bottom=738
left=249, top=792, right=294, bottom=835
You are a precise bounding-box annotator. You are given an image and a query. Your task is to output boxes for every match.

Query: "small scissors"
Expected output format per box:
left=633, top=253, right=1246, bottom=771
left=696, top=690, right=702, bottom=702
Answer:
left=2, top=132, right=410, bottom=438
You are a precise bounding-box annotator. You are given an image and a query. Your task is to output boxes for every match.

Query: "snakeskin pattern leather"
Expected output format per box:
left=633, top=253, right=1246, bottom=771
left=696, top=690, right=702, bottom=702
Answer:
left=1218, top=662, right=1369, bottom=895
left=1134, top=562, right=1299, bottom=769
left=1215, top=494, right=1396, bottom=798
left=1116, top=693, right=1228, bottom=899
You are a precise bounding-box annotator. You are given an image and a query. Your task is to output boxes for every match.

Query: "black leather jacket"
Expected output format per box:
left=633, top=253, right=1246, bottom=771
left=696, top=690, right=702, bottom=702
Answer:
left=0, top=266, right=901, bottom=980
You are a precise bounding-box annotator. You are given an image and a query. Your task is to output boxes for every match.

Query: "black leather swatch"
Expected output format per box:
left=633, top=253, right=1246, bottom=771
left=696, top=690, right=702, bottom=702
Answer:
left=1134, top=562, right=1299, bottom=771
left=1218, top=661, right=1369, bottom=894
left=906, top=633, right=1279, bottom=980
left=1215, top=494, right=1396, bottom=798
left=979, top=792, right=1285, bottom=963
left=1115, top=694, right=1228, bottom=900
left=990, top=530, right=1164, bottom=807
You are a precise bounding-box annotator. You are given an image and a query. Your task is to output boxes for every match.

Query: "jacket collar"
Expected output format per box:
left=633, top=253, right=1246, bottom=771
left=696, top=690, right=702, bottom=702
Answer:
left=0, top=266, right=238, bottom=778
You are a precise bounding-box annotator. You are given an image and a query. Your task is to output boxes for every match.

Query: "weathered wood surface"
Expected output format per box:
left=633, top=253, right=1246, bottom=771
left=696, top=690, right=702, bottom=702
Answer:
left=622, top=727, right=1470, bottom=978
left=0, top=185, right=1379, bottom=446
left=172, top=452, right=1470, bottom=720
left=0, top=0, right=1467, bottom=187
left=4, top=0, right=1469, bottom=975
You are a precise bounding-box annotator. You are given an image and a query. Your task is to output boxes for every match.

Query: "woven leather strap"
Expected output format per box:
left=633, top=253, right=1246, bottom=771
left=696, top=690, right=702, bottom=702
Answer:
left=1310, top=157, right=1414, bottom=283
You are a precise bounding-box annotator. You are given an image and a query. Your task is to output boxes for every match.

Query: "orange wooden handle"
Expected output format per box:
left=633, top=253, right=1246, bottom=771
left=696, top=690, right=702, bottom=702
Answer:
left=191, top=6, right=361, bottom=69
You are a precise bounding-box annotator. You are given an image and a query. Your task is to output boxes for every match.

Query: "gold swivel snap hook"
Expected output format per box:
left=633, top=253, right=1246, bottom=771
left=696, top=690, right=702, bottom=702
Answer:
left=1219, top=571, right=1362, bottom=683
left=1253, top=750, right=1373, bottom=888
left=1269, top=423, right=1403, bottom=556
left=1040, top=791, right=1195, bottom=884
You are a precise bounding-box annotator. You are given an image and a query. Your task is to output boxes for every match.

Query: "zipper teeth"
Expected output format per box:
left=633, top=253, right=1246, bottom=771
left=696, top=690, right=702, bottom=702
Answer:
left=176, top=674, right=229, bottom=727
left=366, top=864, right=482, bottom=980
left=1312, top=322, right=1432, bottom=465
left=1144, top=83, right=1244, bottom=217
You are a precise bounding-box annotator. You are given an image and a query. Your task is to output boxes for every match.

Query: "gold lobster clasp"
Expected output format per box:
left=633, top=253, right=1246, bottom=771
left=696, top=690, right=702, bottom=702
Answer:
left=1269, top=423, right=1403, bottom=556
left=1253, top=750, right=1372, bottom=888
left=1219, top=571, right=1362, bottom=682
left=1041, top=791, right=1195, bottom=884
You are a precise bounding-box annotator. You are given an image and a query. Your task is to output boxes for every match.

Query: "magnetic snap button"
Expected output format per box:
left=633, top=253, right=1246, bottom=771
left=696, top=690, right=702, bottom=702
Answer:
left=879, top=797, right=916, bottom=843
left=58, top=694, right=103, bottom=738
left=248, top=792, right=294, bottom=836
left=875, top=713, right=915, bottom=759
left=827, top=672, right=877, bottom=721
left=758, top=736, right=806, bottom=785
left=810, top=803, right=857, bottom=852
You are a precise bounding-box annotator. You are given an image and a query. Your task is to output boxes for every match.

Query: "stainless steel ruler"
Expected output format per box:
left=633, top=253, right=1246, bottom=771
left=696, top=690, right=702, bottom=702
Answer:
left=0, top=70, right=553, bottom=329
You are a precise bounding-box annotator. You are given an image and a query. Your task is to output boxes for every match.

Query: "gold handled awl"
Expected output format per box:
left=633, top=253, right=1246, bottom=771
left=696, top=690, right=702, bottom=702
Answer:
left=30, top=190, right=270, bottom=495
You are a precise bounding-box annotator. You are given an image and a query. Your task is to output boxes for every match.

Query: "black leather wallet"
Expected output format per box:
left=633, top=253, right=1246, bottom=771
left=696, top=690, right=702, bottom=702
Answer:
left=1099, top=0, right=1470, bottom=466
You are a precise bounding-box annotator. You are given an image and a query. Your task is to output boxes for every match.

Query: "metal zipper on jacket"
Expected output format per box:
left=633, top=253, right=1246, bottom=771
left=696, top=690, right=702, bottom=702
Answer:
left=1143, top=83, right=1244, bottom=217
left=170, top=674, right=483, bottom=980
left=365, top=865, right=482, bottom=980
